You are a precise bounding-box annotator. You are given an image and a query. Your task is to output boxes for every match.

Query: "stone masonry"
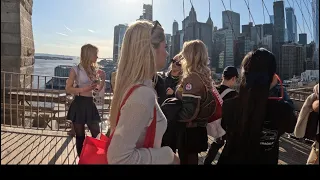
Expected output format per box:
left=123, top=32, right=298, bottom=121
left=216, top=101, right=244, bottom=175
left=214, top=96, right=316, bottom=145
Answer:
left=1, top=0, right=34, bottom=88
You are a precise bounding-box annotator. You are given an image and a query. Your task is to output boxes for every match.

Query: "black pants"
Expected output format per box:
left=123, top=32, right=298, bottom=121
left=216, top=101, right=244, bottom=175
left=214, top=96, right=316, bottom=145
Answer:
left=74, top=123, right=100, bottom=157
left=178, top=149, right=198, bottom=165
left=204, top=138, right=225, bottom=165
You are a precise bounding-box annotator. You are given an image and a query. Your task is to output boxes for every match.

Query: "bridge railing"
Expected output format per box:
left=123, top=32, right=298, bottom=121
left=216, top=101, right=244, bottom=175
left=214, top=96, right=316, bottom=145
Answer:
left=1, top=71, right=112, bottom=132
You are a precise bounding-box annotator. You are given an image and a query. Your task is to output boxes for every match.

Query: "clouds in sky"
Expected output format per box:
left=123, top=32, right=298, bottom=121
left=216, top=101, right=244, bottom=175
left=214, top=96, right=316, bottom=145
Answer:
left=88, top=29, right=96, bottom=33
left=64, top=25, right=73, bottom=32
left=56, top=32, right=68, bottom=36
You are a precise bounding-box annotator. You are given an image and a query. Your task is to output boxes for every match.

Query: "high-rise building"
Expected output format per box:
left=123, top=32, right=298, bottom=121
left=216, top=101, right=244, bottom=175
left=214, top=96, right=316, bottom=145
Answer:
left=212, top=28, right=226, bottom=71
left=273, top=1, right=285, bottom=43
left=285, top=7, right=297, bottom=42
left=270, top=15, right=274, bottom=24
left=138, top=4, right=152, bottom=21
left=273, top=1, right=286, bottom=76
left=237, top=35, right=253, bottom=68
left=224, top=29, right=235, bottom=67
left=299, top=33, right=307, bottom=45
left=113, top=24, right=128, bottom=63
left=263, top=23, right=273, bottom=36
left=251, top=25, right=264, bottom=45
left=281, top=43, right=305, bottom=79
left=222, top=10, right=240, bottom=39
left=172, top=20, right=179, bottom=36
left=183, top=6, right=213, bottom=61
left=242, top=22, right=253, bottom=38
left=261, top=35, right=273, bottom=51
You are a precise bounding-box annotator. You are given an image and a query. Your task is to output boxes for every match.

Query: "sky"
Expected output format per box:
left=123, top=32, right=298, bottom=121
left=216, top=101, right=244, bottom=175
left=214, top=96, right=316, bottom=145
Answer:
left=33, top=0, right=316, bottom=58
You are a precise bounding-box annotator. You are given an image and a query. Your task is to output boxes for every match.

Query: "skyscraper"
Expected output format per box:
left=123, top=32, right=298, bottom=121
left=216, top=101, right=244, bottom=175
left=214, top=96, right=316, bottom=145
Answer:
left=285, top=7, right=297, bottom=42
left=138, top=4, right=153, bottom=21
left=113, top=24, right=128, bottom=62
left=273, top=1, right=286, bottom=76
left=242, top=22, right=253, bottom=38
left=172, top=20, right=178, bottom=36
left=263, top=23, right=273, bottom=36
left=222, top=10, right=240, bottom=39
left=299, top=33, right=307, bottom=45
left=270, top=15, right=275, bottom=24
left=273, top=1, right=285, bottom=43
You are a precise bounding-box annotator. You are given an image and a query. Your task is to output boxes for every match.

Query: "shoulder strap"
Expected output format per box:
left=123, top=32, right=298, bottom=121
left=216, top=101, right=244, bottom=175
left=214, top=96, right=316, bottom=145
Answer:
left=143, top=107, right=157, bottom=148
left=116, top=84, right=144, bottom=125
left=220, top=88, right=235, bottom=99
left=110, top=84, right=157, bottom=148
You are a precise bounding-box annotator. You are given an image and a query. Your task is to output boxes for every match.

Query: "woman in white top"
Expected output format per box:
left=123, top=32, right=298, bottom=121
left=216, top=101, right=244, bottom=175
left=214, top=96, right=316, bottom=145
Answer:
left=107, top=20, right=180, bottom=164
left=65, top=44, right=106, bottom=157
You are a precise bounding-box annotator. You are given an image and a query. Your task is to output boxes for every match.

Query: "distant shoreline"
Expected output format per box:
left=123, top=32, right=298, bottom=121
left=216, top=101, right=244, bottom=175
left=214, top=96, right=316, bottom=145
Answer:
left=35, top=56, right=73, bottom=60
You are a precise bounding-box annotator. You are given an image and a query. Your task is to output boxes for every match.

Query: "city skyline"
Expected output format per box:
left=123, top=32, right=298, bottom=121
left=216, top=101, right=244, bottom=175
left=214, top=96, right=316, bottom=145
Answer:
left=33, top=0, right=316, bottom=57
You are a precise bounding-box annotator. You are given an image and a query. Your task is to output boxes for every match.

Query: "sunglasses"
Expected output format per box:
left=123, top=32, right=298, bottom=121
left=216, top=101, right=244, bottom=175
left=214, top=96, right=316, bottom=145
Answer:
left=171, top=59, right=181, bottom=67
left=268, top=74, right=284, bottom=100
left=151, top=20, right=162, bottom=34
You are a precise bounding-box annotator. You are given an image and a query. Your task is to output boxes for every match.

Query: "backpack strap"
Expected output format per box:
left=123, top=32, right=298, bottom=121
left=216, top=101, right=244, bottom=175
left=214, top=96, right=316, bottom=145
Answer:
left=220, top=88, right=235, bottom=99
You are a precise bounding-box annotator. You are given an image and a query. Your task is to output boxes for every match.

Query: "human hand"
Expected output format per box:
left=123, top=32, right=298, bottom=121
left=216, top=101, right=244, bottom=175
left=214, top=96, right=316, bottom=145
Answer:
left=81, top=83, right=98, bottom=93
left=172, top=154, right=180, bottom=165
left=166, top=87, right=174, bottom=95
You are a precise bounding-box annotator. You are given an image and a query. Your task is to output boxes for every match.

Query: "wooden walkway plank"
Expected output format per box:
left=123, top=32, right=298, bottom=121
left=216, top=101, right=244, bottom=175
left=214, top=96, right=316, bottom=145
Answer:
left=28, top=135, right=47, bottom=164
left=5, top=133, right=34, bottom=164
left=65, top=137, right=77, bottom=165
left=19, top=134, right=42, bottom=164
left=38, top=136, right=54, bottom=164
left=12, top=135, right=38, bottom=165
left=61, top=137, right=73, bottom=165
left=1, top=132, right=18, bottom=146
left=1, top=132, right=27, bottom=160
left=53, top=136, right=64, bottom=165
left=47, top=136, right=62, bottom=165
left=71, top=137, right=78, bottom=165
left=1, top=132, right=13, bottom=142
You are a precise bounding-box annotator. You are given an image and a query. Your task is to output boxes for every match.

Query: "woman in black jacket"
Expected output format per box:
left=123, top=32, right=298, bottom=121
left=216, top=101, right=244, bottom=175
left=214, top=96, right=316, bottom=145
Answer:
left=218, top=48, right=296, bottom=164
left=164, top=56, right=182, bottom=99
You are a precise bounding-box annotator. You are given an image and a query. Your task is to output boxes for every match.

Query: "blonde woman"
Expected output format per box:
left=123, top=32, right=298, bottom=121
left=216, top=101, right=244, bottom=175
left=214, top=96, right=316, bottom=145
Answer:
left=66, top=44, right=106, bottom=157
left=107, top=20, right=179, bottom=164
left=175, top=40, right=216, bottom=164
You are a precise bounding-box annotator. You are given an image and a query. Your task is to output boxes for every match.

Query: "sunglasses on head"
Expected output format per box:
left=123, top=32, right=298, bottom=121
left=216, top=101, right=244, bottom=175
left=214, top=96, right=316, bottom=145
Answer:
left=151, top=20, right=162, bottom=34
left=171, top=59, right=181, bottom=67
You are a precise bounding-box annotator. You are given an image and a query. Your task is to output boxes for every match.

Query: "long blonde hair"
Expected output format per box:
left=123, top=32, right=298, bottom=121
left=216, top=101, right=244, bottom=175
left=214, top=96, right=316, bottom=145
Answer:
left=80, top=44, right=99, bottom=80
left=180, top=40, right=213, bottom=89
left=109, top=20, right=165, bottom=129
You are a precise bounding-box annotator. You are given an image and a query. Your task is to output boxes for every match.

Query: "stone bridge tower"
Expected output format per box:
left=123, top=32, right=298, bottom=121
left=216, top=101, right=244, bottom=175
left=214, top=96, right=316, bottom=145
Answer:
left=1, top=0, right=34, bottom=88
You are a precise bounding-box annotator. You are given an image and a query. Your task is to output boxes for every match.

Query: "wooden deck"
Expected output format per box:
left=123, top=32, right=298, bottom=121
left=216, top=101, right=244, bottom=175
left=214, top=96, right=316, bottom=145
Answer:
left=1, top=126, right=311, bottom=165
left=1, top=126, right=78, bottom=165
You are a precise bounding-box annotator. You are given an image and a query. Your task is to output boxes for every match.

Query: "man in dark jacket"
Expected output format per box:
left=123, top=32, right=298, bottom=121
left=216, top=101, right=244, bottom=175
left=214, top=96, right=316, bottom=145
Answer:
left=204, top=66, right=239, bottom=165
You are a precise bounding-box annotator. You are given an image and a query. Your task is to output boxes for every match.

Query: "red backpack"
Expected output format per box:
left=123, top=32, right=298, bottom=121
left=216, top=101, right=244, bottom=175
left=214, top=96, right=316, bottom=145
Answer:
left=208, top=86, right=235, bottom=123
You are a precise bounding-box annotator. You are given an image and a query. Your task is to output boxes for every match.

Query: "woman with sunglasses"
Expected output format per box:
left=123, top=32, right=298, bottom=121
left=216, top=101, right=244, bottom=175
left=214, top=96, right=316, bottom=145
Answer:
left=217, top=48, right=297, bottom=164
left=164, top=55, right=183, bottom=99
left=107, top=20, right=179, bottom=164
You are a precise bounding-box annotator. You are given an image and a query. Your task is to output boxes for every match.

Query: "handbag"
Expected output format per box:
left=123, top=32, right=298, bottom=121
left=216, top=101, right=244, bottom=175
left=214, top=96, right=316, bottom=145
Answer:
left=78, top=84, right=157, bottom=164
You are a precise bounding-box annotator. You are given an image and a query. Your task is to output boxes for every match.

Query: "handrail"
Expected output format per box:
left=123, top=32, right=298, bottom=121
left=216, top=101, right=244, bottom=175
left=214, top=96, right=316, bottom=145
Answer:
left=1, top=71, right=111, bottom=132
